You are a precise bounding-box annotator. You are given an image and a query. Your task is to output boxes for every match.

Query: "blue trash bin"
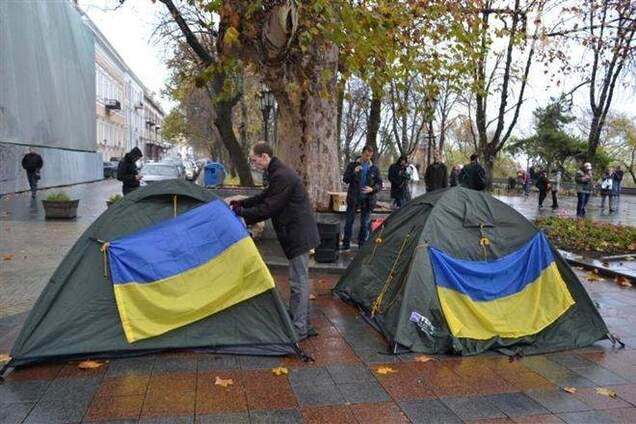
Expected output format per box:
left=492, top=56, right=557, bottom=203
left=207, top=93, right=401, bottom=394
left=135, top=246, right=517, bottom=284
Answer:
left=204, top=162, right=225, bottom=187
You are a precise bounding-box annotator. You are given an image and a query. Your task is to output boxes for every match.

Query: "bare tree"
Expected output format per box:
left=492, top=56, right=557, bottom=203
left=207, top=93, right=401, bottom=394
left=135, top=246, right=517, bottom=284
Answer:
left=387, top=73, right=429, bottom=158
left=340, top=79, right=369, bottom=167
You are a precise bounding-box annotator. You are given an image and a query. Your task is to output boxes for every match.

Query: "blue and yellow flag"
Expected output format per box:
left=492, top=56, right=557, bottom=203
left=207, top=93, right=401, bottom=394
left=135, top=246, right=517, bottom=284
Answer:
left=107, top=199, right=274, bottom=343
left=429, top=232, right=575, bottom=340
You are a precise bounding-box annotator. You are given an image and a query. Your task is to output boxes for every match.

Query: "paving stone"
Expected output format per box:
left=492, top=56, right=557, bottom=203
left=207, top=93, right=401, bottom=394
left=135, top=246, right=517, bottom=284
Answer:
left=0, top=401, right=35, bottom=424
left=326, top=364, right=375, bottom=384
left=484, top=392, right=550, bottom=416
left=84, top=394, right=144, bottom=422
left=40, top=376, right=100, bottom=402
left=292, top=382, right=346, bottom=406
left=301, top=405, right=357, bottom=424
left=249, top=409, right=303, bottom=423
left=288, top=367, right=333, bottom=387
left=337, top=381, right=390, bottom=404
left=196, top=354, right=240, bottom=371
left=152, top=357, right=198, bottom=373
left=525, top=390, right=591, bottom=413
left=141, top=390, right=196, bottom=418
left=557, top=410, right=617, bottom=423
left=196, top=412, right=250, bottom=423
left=569, top=366, right=629, bottom=385
left=572, top=387, right=632, bottom=410
left=105, top=357, right=156, bottom=377
left=0, top=381, right=50, bottom=404
left=440, top=395, right=507, bottom=421
left=399, top=398, right=463, bottom=423
left=238, top=356, right=281, bottom=370
left=139, top=416, right=195, bottom=424
left=23, top=397, right=91, bottom=423
left=545, top=353, right=597, bottom=369
left=510, top=415, right=567, bottom=424
left=349, top=402, right=410, bottom=423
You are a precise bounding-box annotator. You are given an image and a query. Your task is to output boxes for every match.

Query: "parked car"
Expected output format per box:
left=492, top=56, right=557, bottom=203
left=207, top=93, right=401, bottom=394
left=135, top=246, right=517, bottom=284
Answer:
left=103, top=161, right=117, bottom=178
left=140, top=163, right=183, bottom=185
left=183, top=161, right=196, bottom=181
left=160, top=158, right=186, bottom=177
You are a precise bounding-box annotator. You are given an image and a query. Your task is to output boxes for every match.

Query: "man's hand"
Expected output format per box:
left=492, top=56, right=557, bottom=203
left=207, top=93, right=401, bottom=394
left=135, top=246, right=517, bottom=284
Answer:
left=362, top=186, right=373, bottom=194
left=136, top=175, right=143, bottom=181
left=355, top=165, right=361, bottom=173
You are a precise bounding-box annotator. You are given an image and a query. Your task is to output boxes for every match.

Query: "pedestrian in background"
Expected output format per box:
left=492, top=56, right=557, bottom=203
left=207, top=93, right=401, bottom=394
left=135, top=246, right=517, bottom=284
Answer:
left=449, top=164, right=461, bottom=187
left=459, top=153, right=486, bottom=191
left=341, top=145, right=382, bottom=250
left=424, top=150, right=448, bottom=192
left=614, top=165, right=624, bottom=208
left=117, top=147, right=143, bottom=195
left=535, top=170, right=550, bottom=209
left=550, top=170, right=561, bottom=209
left=575, top=162, right=593, bottom=218
left=388, top=155, right=410, bottom=208
left=599, top=167, right=615, bottom=214
left=21, top=148, right=43, bottom=199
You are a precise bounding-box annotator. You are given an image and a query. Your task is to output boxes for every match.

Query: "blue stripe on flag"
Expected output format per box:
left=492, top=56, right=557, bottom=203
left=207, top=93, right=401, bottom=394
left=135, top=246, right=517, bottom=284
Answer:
left=428, top=232, right=555, bottom=301
left=108, top=199, right=248, bottom=284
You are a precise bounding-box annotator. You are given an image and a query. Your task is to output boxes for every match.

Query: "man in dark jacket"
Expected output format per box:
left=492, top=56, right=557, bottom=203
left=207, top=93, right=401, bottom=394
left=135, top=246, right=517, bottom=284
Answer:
left=535, top=170, right=550, bottom=209
left=424, top=150, right=448, bottom=192
left=117, top=147, right=143, bottom=195
left=231, top=142, right=320, bottom=340
left=341, top=145, right=383, bottom=250
left=459, top=153, right=486, bottom=191
left=388, top=155, right=410, bottom=208
left=21, top=148, right=43, bottom=198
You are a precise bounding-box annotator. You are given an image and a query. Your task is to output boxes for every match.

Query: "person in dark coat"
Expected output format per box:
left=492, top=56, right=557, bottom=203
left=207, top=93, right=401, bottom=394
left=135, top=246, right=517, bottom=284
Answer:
left=388, top=155, right=410, bottom=208
left=424, top=150, right=448, bottom=192
left=458, top=153, right=486, bottom=191
left=449, top=165, right=461, bottom=187
left=21, top=148, right=43, bottom=198
left=535, top=170, right=550, bottom=209
left=117, top=147, right=143, bottom=195
left=231, top=142, right=320, bottom=339
left=341, top=145, right=383, bottom=250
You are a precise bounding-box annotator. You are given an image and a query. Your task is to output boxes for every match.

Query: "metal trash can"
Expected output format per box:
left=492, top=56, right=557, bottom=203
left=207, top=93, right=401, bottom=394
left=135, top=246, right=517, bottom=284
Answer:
left=204, top=162, right=225, bottom=187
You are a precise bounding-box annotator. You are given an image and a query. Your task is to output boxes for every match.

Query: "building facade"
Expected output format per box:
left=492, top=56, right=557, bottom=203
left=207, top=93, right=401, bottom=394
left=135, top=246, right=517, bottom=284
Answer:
left=0, top=0, right=102, bottom=195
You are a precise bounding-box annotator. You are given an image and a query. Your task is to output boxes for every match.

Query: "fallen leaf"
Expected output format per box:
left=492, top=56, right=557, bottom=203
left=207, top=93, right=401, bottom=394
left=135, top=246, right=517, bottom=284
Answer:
left=272, top=366, right=289, bottom=376
left=215, top=376, right=234, bottom=387
left=2, top=255, right=13, bottom=261
left=562, top=387, right=577, bottom=394
left=0, top=353, right=11, bottom=364
left=596, top=387, right=617, bottom=398
left=615, top=276, right=633, bottom=288
left=309, top=294, right=317, bottom=300
left=414, top=355, right=433, bottom=363
left=586, top=270, right=601, bottom=282
left=375, top=366, right=397, bottom=375
left=78, top=360, right=105, bottom=369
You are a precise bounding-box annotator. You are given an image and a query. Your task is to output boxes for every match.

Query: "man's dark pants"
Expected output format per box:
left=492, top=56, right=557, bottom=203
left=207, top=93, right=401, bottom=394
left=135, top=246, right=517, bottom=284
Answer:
left=343, top=197, right=371, bottom=247
left=538, top=189, right=547, bottom=207
left=27, top=171, right=38, bottom=198
left=576, top=192, right=590, bottom=217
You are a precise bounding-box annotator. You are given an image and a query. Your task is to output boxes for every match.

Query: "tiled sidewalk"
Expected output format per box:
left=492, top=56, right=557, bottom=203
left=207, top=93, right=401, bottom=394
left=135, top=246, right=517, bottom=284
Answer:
left=2, top=272, right=636, bottom=423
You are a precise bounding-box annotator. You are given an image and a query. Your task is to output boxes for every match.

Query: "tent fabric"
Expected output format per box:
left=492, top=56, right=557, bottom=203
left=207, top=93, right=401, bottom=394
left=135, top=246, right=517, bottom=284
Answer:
left=334, top=187, right=609, bottom=356
left=108, top=199, right=275, bottom=343
left=8, top=180, right=298, bottom=368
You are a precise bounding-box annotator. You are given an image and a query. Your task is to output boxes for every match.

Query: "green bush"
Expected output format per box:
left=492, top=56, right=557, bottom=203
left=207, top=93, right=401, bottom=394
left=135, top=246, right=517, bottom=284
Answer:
left=535, top=216, right=636, bottom=255
left=45, top=192, right=71, bottom=202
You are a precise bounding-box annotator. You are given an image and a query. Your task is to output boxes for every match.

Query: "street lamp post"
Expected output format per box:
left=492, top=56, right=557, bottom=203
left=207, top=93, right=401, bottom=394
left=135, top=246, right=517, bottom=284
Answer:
left=259, top=83, right=275, bottom=144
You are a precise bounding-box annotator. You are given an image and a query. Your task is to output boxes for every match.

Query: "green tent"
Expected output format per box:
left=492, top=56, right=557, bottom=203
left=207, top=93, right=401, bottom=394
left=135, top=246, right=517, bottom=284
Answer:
left=334, top=187, right=610, bottom=356
left=6, top=180, right=299, bottom=369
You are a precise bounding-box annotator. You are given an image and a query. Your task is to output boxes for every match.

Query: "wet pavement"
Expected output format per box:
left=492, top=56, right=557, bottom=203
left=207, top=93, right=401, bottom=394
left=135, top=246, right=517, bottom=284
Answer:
left=2, top=180, right=636, bottom=423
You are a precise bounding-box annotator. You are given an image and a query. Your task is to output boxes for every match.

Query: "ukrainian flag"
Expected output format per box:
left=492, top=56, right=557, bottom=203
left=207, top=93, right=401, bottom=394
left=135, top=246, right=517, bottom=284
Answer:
left=429, top=232, right=575, bottom=340
left=107, top=199, right=275, bottom=343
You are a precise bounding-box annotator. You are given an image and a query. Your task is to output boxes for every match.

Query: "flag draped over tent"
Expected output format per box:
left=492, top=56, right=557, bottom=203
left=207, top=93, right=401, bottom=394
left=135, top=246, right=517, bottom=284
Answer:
left=107, top=199, right=274, bottom=343
left=429, top=232, right=575, bottom=340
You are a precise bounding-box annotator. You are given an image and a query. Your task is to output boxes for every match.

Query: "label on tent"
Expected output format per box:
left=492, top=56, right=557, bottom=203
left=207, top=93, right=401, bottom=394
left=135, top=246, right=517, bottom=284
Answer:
left=410, top=311, right=436, bottom=335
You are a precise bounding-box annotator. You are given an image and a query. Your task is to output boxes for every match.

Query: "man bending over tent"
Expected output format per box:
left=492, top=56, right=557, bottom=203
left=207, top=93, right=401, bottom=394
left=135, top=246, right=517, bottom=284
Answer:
left=230, top=142, right=320, bottom=339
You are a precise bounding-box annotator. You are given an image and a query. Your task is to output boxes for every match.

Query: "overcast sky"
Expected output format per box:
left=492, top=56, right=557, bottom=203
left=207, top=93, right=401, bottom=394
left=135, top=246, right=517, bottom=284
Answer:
left=78, top=0, right=633, bottom=139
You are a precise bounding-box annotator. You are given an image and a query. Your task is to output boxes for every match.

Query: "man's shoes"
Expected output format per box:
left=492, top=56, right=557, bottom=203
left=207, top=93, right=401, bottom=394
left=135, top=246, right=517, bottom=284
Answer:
left=337, top=244, right=351, bottom=252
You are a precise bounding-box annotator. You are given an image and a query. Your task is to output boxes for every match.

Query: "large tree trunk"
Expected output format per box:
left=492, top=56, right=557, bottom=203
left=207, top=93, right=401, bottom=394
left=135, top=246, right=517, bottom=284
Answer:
left=587, top=113, right=602, bottom=163
left=366, top=87, right=382, bottom=159
left=215, top=99, right=253, bottom=185
left=266, top=43, right=341, bottom=210
left=335, top=80, right=345, bottom=170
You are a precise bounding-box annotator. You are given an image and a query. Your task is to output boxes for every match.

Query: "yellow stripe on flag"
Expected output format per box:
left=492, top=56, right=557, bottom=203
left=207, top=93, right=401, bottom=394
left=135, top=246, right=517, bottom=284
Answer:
left=113, top=237, right=274, bottom=343
left=436, top=262, right=575, bottom=340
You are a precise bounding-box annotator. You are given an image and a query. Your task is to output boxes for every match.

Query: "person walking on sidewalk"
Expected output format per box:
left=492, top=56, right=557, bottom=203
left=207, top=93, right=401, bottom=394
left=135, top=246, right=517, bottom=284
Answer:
left=21, top=148, right=43, bottom=198
left=535, top=170, right=550, bottom=209
left=341, top=145, right=383, bottom=250
left=424, top=150, right=448, bottom=192
left=230, top=142, right=320, bottom=340
left=575, top=162, right=593, bottom=218
left=459, top=153, right=486, bottom=191
left=550, top=170, right=561, bottom=209
left=599, top=167, right=615, bottom=214
left=117, top=147, right=143, bottom=196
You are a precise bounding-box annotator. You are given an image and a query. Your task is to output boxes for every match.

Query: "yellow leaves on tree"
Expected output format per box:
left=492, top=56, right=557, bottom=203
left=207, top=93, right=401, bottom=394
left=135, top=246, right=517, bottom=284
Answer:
left=215, top=376, right=234, bottom=387
left=272, top=366, right=289, bottom=376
